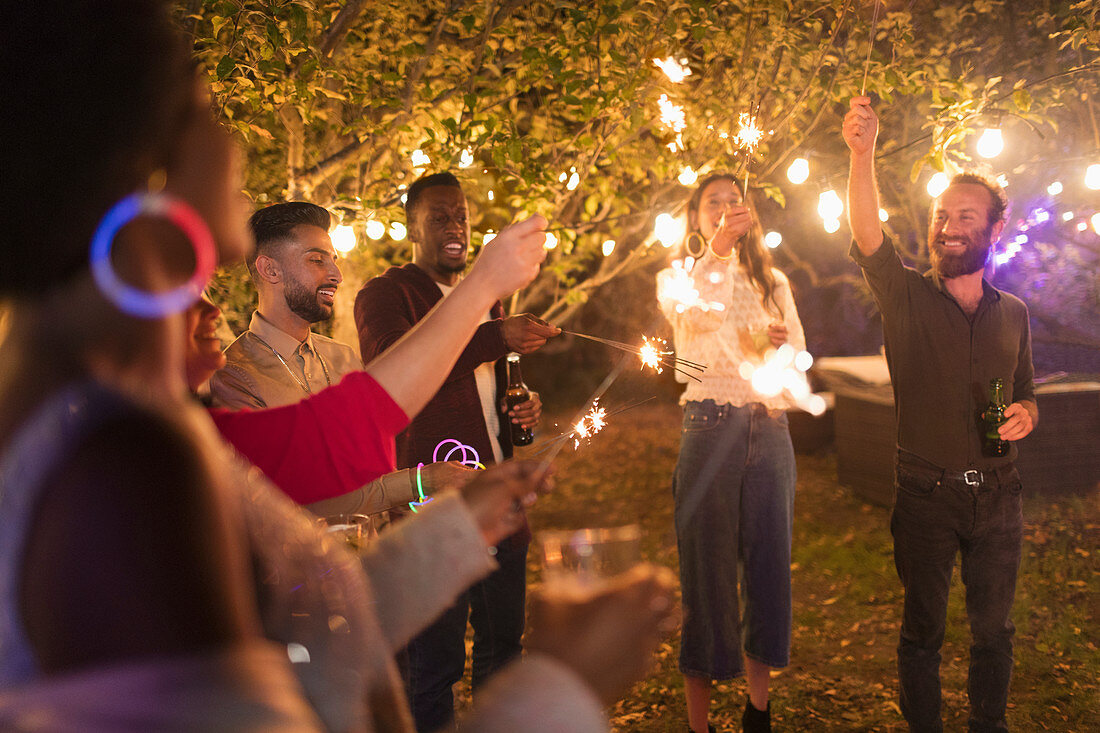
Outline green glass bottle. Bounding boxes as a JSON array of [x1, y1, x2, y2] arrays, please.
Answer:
[[981, 378, 1009, 457]]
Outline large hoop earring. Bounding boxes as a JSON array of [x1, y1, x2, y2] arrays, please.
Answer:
[[684, 231, 706, 259], [89, 192, 216, 319]]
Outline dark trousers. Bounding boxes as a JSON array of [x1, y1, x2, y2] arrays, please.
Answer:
[[401, 541, 528, 732], [891, 457, 1023, 733]]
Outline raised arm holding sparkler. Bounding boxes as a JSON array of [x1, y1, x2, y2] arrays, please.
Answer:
[[658, 172, 805, 733]]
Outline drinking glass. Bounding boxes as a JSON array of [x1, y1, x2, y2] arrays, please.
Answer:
[[319, 513, 377, 553], [538, 524, 642, 594]]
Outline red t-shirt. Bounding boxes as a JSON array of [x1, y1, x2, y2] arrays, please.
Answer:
[[208, 371, 409, 504]]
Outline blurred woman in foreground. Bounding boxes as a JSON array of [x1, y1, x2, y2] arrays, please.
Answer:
[[0, 2, 674, 730]]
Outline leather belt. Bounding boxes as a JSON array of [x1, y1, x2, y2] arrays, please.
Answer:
[[897, 452, 1013, 488]]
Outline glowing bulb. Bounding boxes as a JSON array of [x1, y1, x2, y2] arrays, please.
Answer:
[[678, 166, 698, 186], [879, 208, 889, 222], [388, 222, 406, 240], [410, 149, 430, 169], [764, 231, 782, 248], [996, 174, 1009, 188], [976, 128, 1004, 158], [1062, 211, 1074, 221], [786, 158, 809, 185], [1086, 164, 1100, 190], [1076, 221, 1088, 232], [654, 213, 683, 248], [1046, 181, 1062, 196], [483, 230, 496, 244], [365, 219, 386, 240], [818, 190, 844, 220], [487, 189, 494, 201], [805, 394, 827, 416], [331, 224, 356, 254], [602, 239, 616, 257], [927, 172, 950, 198], [544, 232, 559, 250], [657, 94, 686, 133], [1092, 212, 1100, 234], [794, 350, 814, 372], [459, 148, 474, 168], [823, 217, 841, 234], [653, 56, 692, 83], [558, 171, 567, 183], [566, 170, 580, 191]]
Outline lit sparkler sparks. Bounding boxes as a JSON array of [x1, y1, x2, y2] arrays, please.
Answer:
[[561, 329, 706, 382], [657, 94, 687, 152], [653, 56, 692, 83], [656, 257, 727, 314], [734, 112, 765, 151], [639, 336, 670, 374], [572, 401, 609, 449]]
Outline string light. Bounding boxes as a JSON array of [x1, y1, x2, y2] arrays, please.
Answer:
[[818, 190, 844, 220], [459, 148, 475, 169], [878, 208, 890, 222], [653, 56, 692, 83], [1046, 181, 1063, 195], [764, 231, 782, 248], [410, 149, 430, 170], [1086, 164, 1100, 190], [544, 232, 559, 250], [786, 158, 810, 184], [678, 166, 699, 186], [1077, 221, 1088, 232], [331, 224, 357, 253], [996, 173, 1009, 188], [823, 218, 841, 234], [388, 222, 407, 240], [365, 219, 386, 240], [1092, 212, 1100, 234], [654, 212, 683, 247], [602, 239, 616, 256], [566, 169, 580, 191], [483, 230, 496, 244], [1062, 211, 1074, 221], [487, 189, 494, 201], [927, 171, 950, 197], [976, 128, 1004, 158], [657, 94, 686, 134]]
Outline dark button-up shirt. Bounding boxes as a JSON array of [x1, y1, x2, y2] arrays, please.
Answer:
[[850, 236, 1035, 470]]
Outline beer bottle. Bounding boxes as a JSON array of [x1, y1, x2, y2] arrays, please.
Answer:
[[981, 378, 1009, 457], [504, 353, 535, 446]]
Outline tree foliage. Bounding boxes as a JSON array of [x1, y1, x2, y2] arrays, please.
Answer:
[[182, 0, 1099, 365]]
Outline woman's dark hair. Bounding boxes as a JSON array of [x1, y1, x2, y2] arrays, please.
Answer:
[[684, 173, 783, 317], [0, 0, 194, 296]]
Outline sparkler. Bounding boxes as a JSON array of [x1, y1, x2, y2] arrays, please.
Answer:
[[656, 257, 727, 314], [861, 0, 882, 96], [529, 397, 656, 457], [734, 111, 768, 192], [560, 329, 706, 382], [657, 94, 687, 152]]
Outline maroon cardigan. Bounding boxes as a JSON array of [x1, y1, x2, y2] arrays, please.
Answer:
[[355, 263, 528, 544]]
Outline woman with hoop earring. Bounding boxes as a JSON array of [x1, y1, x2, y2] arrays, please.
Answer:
[[657, 173, 806, 733]]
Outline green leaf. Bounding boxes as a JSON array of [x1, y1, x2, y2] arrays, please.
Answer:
[[1012, 88, 1032, 113], [216, 54, 235, 80]]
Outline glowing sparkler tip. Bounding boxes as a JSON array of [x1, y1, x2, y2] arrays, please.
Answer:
[[734, 113, 766, 151]]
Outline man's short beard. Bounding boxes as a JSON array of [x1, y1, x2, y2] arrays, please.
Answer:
[[929, 225, 994, 279], [284, 282, 331, 323]]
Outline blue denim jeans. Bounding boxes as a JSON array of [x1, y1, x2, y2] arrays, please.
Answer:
[[673, 400, 796, 680], [892, 456, 1023, 732], [399, 541, 528, 732]]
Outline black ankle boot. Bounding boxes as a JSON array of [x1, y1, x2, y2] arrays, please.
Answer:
[[742, 699, 770, 733]]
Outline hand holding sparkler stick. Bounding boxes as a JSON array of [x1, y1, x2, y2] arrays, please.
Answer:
[[861, 0, 883, 96]]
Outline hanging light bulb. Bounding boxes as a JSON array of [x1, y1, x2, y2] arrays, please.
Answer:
[[996, 174, 1009, 188], [823, 218, 841, 234], [678, 166, 698, 186], [487, 189, 495, 201], [764, 231, 782, 248], [927, 172, 950, 198], [410, 149, 431, 170], [654, 213, 683, 247], [566, 169, 580, 191], [388, 222, 407, 240], [601, 239, 616, 256], [365, 219, 386, 241], [878, 208, 889, 222], [1092, 212, 1100, 234], [786, 158, 810, 184], [1062, 211, 1075, 222], [818, 190, 844, 220], [1046, 181, 1063, 196], [331, 224, 357, 254], [459, 148, 474, 169], [544, 232, 559, 250], [976, 128, 1004, 158], [483, 230, 496, 244], [1086, 164, 1100, 190]]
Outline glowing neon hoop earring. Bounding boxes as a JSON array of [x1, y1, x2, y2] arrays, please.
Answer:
[[90, 192, 216, 319]]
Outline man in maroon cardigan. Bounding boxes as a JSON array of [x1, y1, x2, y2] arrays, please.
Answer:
[[355, 172, 559, 732]]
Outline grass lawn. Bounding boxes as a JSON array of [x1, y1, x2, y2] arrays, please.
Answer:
[[519, 398, 1098, 732]]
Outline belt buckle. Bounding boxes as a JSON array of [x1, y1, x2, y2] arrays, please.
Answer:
[[963, 469, 982, 486]]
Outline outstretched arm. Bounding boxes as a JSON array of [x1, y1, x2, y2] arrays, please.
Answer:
[[844, 96, 885, 256]]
